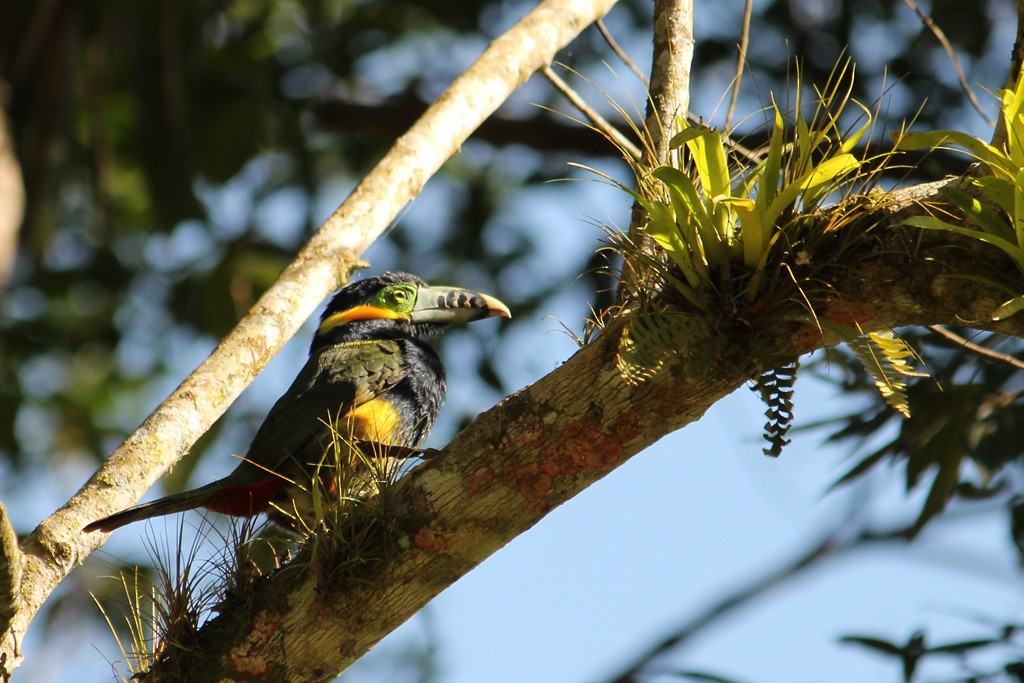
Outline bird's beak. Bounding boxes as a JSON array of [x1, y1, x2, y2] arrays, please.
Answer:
[[409, 286, 511, 324]]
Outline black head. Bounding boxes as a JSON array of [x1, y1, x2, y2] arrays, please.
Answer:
[[313, 272, 510, 349]]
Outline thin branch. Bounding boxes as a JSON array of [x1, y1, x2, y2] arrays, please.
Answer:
[[315, 92, 764, 168], [596, 19, 649, 86], [724, 0, 753, 130], [928, 325, 1024, 372], [643, 0, 694, 165], [0, 0, 622, 671], [621, 0, 695, 301], [0, 503, 18, 640], [541, 64, 643, 160], [903, 0, 990, 124]]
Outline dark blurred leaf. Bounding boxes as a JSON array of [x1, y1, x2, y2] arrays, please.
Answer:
[[476, 355, 503, 392], [840, 630, 926, 682], [913, 454, 965, 534], [839, 634, 907, 657], [955, 479, 1007, 500], [928, 637, 1002, 654], [669, 672, 749, 683], [828, 446, 889, 491], [1011, 498, 1024, 567]]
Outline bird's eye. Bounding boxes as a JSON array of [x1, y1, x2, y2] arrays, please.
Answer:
[[393, 289, 408, 302]]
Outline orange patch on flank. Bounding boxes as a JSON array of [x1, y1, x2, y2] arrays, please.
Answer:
[[346, 399, 401, 444], [414, 524, 449, 551]]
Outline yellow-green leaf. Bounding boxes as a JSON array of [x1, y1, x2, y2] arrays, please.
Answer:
[[756, 101, 786, 214], [684, 127, 731, 202], [840, 99, 874, 155], [764, 153, 860, 229], [1001, 75, 1024, 168], [973, 176, 1015, 217], [993, 294, 1024, 321], [939, 186, 1014, 243], [721, 196, 766, 268], [652, 166, 724, 267], [643, 200, 702, 287], [894, 130, 1008, 177], [904, 215, 1024, 266], [1015, 168, 1024, 248], [669, 125, 703, 149]]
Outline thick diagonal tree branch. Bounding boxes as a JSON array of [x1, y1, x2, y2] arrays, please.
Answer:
[[143, 174, 1024, 680], [0, 505, 18, 639], [0, 0, 620, 671]]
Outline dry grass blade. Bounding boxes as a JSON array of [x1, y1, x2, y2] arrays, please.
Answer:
[[902, 0, 991, 124], [541, 65, 642, 160], [725, 0, 754, 130], [596, 19, 648, 86], [92, 568, 155, 681]]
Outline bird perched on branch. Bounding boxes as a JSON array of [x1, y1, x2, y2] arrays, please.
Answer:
[[84, 272, 510, 533]]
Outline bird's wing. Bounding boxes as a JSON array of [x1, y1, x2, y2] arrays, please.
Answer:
[[223, 339, 408, 486]]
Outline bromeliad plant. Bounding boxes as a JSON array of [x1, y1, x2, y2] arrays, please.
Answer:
[[590, 62, 924, 456], [640, 97, 864, 311], [897, 72, 1024, 320], [608, 62, 875, 318]]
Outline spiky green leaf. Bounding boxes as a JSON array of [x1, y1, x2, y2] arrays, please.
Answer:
[[847, 331, 925, 419], [938, 186, 1014, 242], [894, 131, 1009, 178], [764, 154, 860, 229], [992, 294, 1024, 321], [652, 166, 725, 267], [756, 100, 786, 214], [904, 216, 1024, 266]]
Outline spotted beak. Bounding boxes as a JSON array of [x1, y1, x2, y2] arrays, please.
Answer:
[[409, 286, 511, 324]]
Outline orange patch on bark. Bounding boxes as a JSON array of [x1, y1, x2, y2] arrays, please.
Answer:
[[613, 411, 645, 442], [543, 420, 622, 477], [230, 610, 281, 675], [415, 524, 449, 551], [826, 300, 876, 326], [468, 470, 494, 493], [513, 415, 545, 446], [791, 326, 821, 353]]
